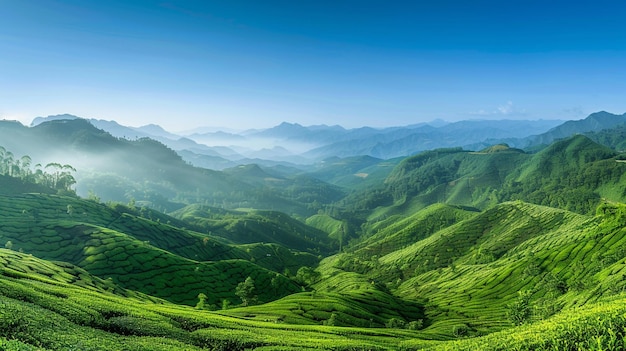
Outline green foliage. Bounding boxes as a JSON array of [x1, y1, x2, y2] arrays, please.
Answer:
[[0, 146, 76, 195], [195, 293, 207, 310], [295, 266, 321, 286], [411, 294, 626, 350], [502, 135, 625, 214], [172, 204, 334, 254], [506, 290, 533, 326], [386, 317, 406, 329], [235, 276, 257, 307]]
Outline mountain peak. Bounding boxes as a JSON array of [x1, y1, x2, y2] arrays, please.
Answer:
[[31, 114, 82, 127]]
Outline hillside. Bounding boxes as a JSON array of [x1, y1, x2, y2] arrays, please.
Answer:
[[585, 122, 626, 151], [0, 249, 429, 350], [3, 114, 626, 349], [321, 201, 626, 339], [469, 110, 626, 152], [171, 204, 335, 254], [0, 193, 317, 306], [502, 135, 626, 213], [340, 135, 626, 227]]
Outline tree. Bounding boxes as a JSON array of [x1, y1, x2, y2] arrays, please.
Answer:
[[195, 293, 207, 310], [324, 313, 338, 326], [45, 162, 62, 188], [19, 155, 31, 179], [507, 290, 533, 326], [295, 266, 320, 286], [235, 276, 257, 306]]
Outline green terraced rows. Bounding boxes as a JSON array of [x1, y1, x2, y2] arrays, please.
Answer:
[[0, 249, 425, 350], [0, 194, 306, 306], [353, 203, 479, 257], [405, 293, 626, 351], [317, 201, 626, 339]]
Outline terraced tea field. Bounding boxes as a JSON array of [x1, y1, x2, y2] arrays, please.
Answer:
[[0, 194, 301, 306]]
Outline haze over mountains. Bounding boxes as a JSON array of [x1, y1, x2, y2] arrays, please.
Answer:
[[27, 111, 626, 168], [31, 113, 573, 166]]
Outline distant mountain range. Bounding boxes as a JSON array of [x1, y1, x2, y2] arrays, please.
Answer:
[[23, 111, 626, 171]]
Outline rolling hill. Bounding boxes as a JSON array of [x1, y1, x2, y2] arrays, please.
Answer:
[[2, 112, 626, 349]]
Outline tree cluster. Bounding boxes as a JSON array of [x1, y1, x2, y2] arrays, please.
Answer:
[[0, 146, 76, 193]]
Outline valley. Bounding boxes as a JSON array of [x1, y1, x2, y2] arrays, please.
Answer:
[[1, 112, 626, 350]]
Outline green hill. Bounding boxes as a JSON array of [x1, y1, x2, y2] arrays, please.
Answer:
[[502, 135, 626, 213], [0, 249, 425, 350], [353, 203, 480, 257], [343, 135, 626, 225], [0, 193, 306, 306], [325, 201, 626, 339], [172, 204, 335, 253], [585, 122, 626, 151], [4, 120, 626, 349]]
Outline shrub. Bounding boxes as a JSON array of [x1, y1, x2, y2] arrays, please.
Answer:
[[386, 317, 406, 329], [452, 324, 470, 338], [507, 290, 533, 326]]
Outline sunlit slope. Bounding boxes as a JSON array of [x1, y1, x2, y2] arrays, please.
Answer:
[[2, 192, 327, 270], [393, 202, 626, 337], [405, 294, 626, 351], [0, 249, 423, 351], [0, 194, 302, 306], [353, 203, 479, 257], [385, 146, 527, 209], [503, 134, 626, 213], [321, 201, 626, 340], [305, 213, 344, 242], [342, 136, 626, 224], [222, 250, 426, 328], [341, 146, 528, 220], [378, 201, 586, 275], [221, 288, 425, 329], [0, 194, 244, 261]]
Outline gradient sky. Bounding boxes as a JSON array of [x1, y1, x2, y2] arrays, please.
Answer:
[[1, 0, 625, 131]]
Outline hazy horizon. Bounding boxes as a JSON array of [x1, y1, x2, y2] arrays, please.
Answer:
[[19, 112, 580, 134], [2, 1, 626, 131]]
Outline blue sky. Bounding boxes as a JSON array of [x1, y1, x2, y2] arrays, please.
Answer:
[[1, 0, 625, 131]]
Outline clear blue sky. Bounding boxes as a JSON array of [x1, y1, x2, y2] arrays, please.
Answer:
[[1, 0, 625, 131]]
